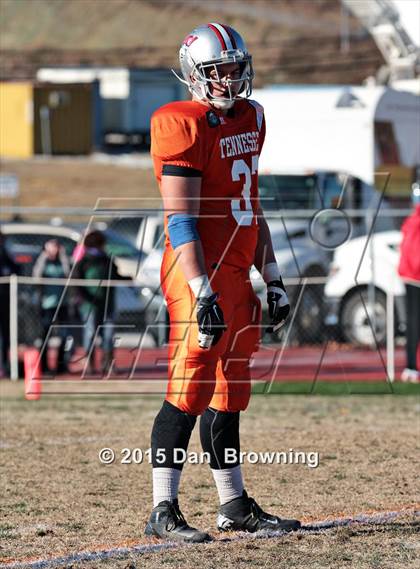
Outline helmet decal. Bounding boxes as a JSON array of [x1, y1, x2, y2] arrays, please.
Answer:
[[183, 34, 198, 47]]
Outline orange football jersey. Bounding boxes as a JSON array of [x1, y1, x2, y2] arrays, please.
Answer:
[[151, 99, 265, 268]]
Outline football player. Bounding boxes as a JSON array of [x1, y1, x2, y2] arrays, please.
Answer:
[[145, 23, 300, 543]]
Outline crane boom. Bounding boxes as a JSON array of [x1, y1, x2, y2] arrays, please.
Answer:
[[341, 0, 419, 90]]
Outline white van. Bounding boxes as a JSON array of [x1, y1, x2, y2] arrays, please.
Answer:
[[324, 230, 405, 347]]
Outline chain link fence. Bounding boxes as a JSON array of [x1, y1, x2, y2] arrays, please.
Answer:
[[0, 207, 414, 382], [0, 273, 407, 383]]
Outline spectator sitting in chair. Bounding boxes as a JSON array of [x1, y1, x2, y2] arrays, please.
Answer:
[[75, 230, 130, 375], [33, 239, 71, 375]]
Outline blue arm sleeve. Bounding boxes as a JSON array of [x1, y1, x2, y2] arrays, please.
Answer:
[[167, 214, 200, 249]]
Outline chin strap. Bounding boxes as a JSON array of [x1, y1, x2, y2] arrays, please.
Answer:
[[209, 99, 235, 110]]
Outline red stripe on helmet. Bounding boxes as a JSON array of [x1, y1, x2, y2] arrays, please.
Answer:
[[220, 24, 237, 49], [208, 23, 227, 50]]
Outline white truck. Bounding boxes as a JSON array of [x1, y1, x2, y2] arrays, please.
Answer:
[[324, 230, 404, 347]]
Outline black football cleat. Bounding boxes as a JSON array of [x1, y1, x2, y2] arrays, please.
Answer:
[[217, 491, 301, 533], [145, 499, 212, 543]]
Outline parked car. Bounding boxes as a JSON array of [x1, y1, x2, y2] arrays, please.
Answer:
[[0, 223, 146, 279], [250, 220, 330, 344], [259, 171, 395, 246], [324, 230, 405, 347], [106, 214, 331, 345], [0, 223, 161, 345], [107, 214, 165, 255], [95, 215, 165, 296]]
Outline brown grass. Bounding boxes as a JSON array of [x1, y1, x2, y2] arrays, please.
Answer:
[[0, 157, 160, 213], [1, 380, 419, 567], [66, 519, 420, 569]]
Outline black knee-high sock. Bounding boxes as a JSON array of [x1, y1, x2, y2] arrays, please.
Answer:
[[151, 400, 197, 469], [200, 407, 244, 504], [150, 400, 198, 506], [199, 407, 241, 468]]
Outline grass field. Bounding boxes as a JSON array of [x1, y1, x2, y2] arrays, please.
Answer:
[[1, 380, 419, 568], [0, 157, 160, 212]]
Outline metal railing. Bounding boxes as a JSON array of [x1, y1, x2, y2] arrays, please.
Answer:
[[0, 274, 408, 382]]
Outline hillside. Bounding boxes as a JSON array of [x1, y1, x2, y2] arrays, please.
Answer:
[[0, 0, 384, 86]]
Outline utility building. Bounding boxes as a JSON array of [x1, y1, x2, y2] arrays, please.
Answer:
[[36, 67, 186, 150]]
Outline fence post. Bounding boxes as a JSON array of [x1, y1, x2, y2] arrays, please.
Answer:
[[386, 288, 395, 382], [9, 274, 19, 381]]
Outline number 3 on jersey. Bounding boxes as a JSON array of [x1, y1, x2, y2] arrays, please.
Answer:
[[231, 155, 259, 226]]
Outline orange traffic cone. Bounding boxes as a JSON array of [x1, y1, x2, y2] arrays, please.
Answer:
[[24, 348, 42, 400]]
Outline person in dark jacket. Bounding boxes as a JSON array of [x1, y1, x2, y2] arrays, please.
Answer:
[[75, 230, 129, 375], [33, 239, 71, 374], [398, 184, 420, 383], [0, 230, 20, 376]]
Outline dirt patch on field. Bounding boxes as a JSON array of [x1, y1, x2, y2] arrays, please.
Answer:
[[0, 381, 419, 566]]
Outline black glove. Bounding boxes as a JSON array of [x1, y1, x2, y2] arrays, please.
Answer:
[[196, 293, 226, 349], [266, 278, 290, 333]]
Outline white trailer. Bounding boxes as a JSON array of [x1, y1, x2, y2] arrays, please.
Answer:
[[253, 84, 420, 192]]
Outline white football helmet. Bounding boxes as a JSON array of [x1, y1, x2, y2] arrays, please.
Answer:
[[176, 23, 254, 110]]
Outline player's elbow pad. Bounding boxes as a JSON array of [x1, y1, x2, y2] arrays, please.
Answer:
[[167, 213, 200, 249]]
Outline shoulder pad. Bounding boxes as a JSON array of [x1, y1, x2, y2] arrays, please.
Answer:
[[151, 103, 202, 160], [248, 99, 264, 131]]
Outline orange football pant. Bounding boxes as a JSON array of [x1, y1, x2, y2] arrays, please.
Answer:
[[160, 249, 261, 415]]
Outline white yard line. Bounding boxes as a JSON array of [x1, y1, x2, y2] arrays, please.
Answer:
[[1, 509, 418, 569]]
